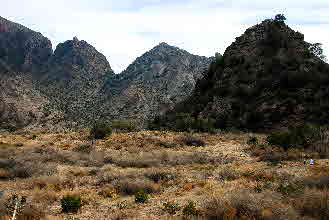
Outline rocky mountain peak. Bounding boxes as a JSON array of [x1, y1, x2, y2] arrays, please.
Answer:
[[173, 18, 329, 130], [225, 19, 307, 60], [0, 16, 53, 73], [51, 37, 113, 75]]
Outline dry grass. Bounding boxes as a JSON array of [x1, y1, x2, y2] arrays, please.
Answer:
[[0, 130, 328, 219], [203, 189, 298, 220]]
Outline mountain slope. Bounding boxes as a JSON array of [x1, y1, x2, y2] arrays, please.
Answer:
[[173, 19, 329, 130], [0, 16, 52, 73], [36, 37, 114, 125], [100, 42, 213, 126]]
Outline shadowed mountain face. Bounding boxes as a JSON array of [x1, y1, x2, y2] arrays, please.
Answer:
[[0, 17, 212, 129], [173, 19, 329, 130], [0, 16, 52, 73]]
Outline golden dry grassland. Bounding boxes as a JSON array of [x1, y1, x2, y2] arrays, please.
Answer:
[[0, 130, 328, 219]]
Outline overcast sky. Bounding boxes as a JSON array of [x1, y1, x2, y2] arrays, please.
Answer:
[[1, 0, 328, 73]]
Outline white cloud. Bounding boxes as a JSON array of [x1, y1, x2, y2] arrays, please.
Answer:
[[0, 0, 328, 72]]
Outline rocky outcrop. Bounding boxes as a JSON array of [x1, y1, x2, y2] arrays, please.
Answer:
[[100, 42, 213, 126], [0, 16, 53, 73], [174, 19, 329, 130]]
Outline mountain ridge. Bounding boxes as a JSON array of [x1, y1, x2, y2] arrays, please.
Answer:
[[0, 16, 212, 130]]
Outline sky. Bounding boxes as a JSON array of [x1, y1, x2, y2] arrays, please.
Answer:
[[1, 0, 328, 73]]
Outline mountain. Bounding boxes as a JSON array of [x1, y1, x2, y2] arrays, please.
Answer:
[[36, 37, 114, 125], [0, 16, 55, 130], [0, 16, 52, 73], [0, 16, 212, 129], [100, 42, 213, 126], [173, 19, 329, 130]]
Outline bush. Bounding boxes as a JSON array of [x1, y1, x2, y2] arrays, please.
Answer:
[[181, 136, 206, 147], [144, 170, 176, 183], [60, 195, 81, 213], [111, 120, 138, 132], [247, 136, 258, 145], [175, 113, 195, 132], [163, 201, 181, 215], [267, 124, 318, 150], [182, 200, 199, 217], [72, 144, 93, 153], [99, 187, 118, 199], [204, 189, 298, 219], [277, 183, 301, 196], [216, 168, 241, 181], [90, 121, 112, 139], [135, 190, 148, 203], [115, 178, 160, 195]]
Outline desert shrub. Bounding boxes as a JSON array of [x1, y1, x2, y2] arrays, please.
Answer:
[[144, 170, 176, 183], [182, 200, 199, 217], [90, 121, 112, 139], [194, 117, 216, 133], [216, 168, 241, 181], [135, 190, 148, 203], [72, 144, 93, 153], [148, 115, 168, 131], [115, 178, 160, 195], [294, 189, 329, 219], [267, 124, 318, 150], [60, 195, 81, 213], [277, 183, 302, 196], [111, 120, 139, 132], [99, 186, 118, 199], [175, 113, 195, 132], [203, 189, 298, 219], [0, 159, 16, 169], [11, 165, 33, 178], [181, 136, 206, 147], [247, 136, 258, 145], [163, 201, 181, 215]]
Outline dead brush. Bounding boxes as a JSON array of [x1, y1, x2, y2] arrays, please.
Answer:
[[203, 189, 298, 220]]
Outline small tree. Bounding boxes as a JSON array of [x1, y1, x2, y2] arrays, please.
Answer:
[[90, 121, 112, 139], [274, 14, 286, 24], [309, 43, 327, 61]]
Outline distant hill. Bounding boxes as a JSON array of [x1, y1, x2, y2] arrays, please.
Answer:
[[172, 19, 329, 130]]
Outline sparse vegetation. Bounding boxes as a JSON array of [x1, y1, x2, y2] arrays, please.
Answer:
[[60, 195, 82, 213], [182, 200, 199, 217], [247, 136, 258, 146], [162, 201, 181, 215], [134, 190, 149, 203], [0, 130, 328, 219], [181, 135, 206, 147], [111, 120, 139, 132]]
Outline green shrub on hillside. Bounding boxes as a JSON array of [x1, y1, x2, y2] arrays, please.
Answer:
[[111, 120, 138, 132], [90, 121, 112, 139], [135, 190, 148, 203], [60, 195, 81, 213], [267, 124, 318, 150]]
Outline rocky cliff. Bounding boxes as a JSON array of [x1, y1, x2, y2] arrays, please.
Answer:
[[173, 19, 329, 130]]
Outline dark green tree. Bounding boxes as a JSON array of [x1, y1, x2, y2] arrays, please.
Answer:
[[274, 14, 286, 24], [309, 43, 326, 61]]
